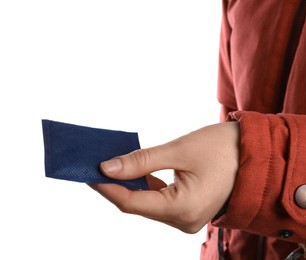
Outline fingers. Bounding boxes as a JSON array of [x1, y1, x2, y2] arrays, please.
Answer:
[[89, 183, 206, 234], [146, 174, 168, 191], [100, 142, 181, 180], [89, 183, 174, 220]]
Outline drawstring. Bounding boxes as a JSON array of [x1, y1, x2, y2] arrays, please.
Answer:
[[285, 244, 306, 260], [218, 228, 225, 260]]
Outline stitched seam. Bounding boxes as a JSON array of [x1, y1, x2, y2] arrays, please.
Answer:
[[44, 120, 53, 176], [288, 117, 306, 217], [288, 117, 298, 213], [250, 116, 273, 226]]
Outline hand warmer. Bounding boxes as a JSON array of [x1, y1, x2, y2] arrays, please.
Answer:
[[42, 119, 149, 190]]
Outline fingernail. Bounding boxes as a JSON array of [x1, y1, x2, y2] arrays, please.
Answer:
[[101, 158, 122, 175]]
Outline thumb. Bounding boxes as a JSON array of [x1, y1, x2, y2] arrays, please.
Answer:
[[100, 143, 177, 180]]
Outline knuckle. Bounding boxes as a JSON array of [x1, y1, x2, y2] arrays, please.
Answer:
[[114, 193, 135, 214], [130, 149, 151, 170], [117, 201, 133, 214]]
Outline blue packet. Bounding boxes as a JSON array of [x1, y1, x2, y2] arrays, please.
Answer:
[[42, 119, 149, 190]]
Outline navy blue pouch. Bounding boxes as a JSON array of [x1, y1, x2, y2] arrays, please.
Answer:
[[42, 120, 149, 190]]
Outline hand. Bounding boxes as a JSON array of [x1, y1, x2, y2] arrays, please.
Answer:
[[89, 122, 239, 233]]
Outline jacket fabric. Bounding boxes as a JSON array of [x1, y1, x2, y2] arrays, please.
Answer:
[[201, 0, 306, 259]]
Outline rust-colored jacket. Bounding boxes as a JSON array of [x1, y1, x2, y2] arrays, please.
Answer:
[[201, 0, 306, 259]]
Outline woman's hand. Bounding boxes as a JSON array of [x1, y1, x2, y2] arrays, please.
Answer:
[[89, 122, 240, 233]]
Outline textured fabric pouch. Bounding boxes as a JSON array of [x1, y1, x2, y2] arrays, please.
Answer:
[[42, 119, 149, 190]]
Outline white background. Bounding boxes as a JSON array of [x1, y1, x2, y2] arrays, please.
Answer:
[[0, 1, 221, 259]]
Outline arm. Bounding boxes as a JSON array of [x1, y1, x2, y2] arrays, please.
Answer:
[[89, 112, 306, 243]]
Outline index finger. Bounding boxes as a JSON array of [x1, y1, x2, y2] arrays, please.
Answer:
[[88, 183, 175, 220]]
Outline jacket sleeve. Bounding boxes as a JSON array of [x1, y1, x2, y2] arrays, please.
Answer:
[[212, 111, 306, 243]]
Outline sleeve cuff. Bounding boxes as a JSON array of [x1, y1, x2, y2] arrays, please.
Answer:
[[212, 111, 288, 231]]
